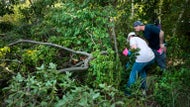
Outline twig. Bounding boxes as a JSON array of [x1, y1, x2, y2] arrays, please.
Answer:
[[59, 66, 89, 73], [0, 34, 6, 36], [0, 59, 21, 63], [87, 31, 96, 45]]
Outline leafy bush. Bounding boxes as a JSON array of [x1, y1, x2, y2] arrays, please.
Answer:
[[56, 84, 124, 107], [2, 62, 126, 107], [2, 63, 76, 107], [86, 48, 125, 90], [153, 68, 190, 107]]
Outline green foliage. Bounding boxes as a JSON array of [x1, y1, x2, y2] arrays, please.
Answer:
[[134, 0, 160, 22], [162, 0, 190, 36], [55, 86, 101, 107], [0, 21, 14, 32], [56, 83, 124, 107], [0, 46, 11, 78], [166, 35, 189, 68], [154, 68, 190, 107], [2, 63, 126, 107], [35, 46, 58, 65], [16, 0, 58, 23], [34, 2, 115, 51], [0, 0, 19, 17], [1, 0, 190, 106], [2, 63, 76, 107], [22, 49, 38, 66], [0, 46, 10, 59], [88, 49, 116, 87], [9, 45, 63, 73]]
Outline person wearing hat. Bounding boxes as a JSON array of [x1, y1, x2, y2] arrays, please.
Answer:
[[123, 32, 155, 95], [133, 21, 166, 70]]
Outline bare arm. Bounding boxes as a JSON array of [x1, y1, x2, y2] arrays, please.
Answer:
[[130, 44, 137, 49], [159, 30, 167, 52], [159, 30, 165, 48]]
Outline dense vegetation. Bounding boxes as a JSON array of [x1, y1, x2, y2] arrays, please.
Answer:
[[0, 0, 190, 107]]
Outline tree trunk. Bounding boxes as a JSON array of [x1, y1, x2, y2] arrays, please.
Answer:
[[131, 0, 134, 19], [172, 0, 189, 35], [159, 0, 163, 24]]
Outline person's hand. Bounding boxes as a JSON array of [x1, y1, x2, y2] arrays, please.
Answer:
[[157, 48, 163, 54], [160, 44, 165, 49], [159, 44, 167, 53], [162, 46, 166, 53]]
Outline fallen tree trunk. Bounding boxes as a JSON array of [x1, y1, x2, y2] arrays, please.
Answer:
[[9, 39, 93, 73]]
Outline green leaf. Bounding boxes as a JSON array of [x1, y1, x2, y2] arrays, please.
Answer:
[[49, 62, 57, 69], [92, 93, 100, 99], [36, 64, 45, 70]]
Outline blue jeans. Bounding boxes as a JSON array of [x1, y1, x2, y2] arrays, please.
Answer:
[[127, 59, 154, 90], [152, 49, 166, 70]]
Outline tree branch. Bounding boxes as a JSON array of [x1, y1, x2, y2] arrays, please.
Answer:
[[59, 66, 89, 73], [0, 34, 6, 36], [8, 39, 93, 73], [0, 59, 21, 63], [9, 39, 91, 56]]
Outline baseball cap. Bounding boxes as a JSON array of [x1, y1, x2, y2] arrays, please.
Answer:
[[133, 21, 143, 27]]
